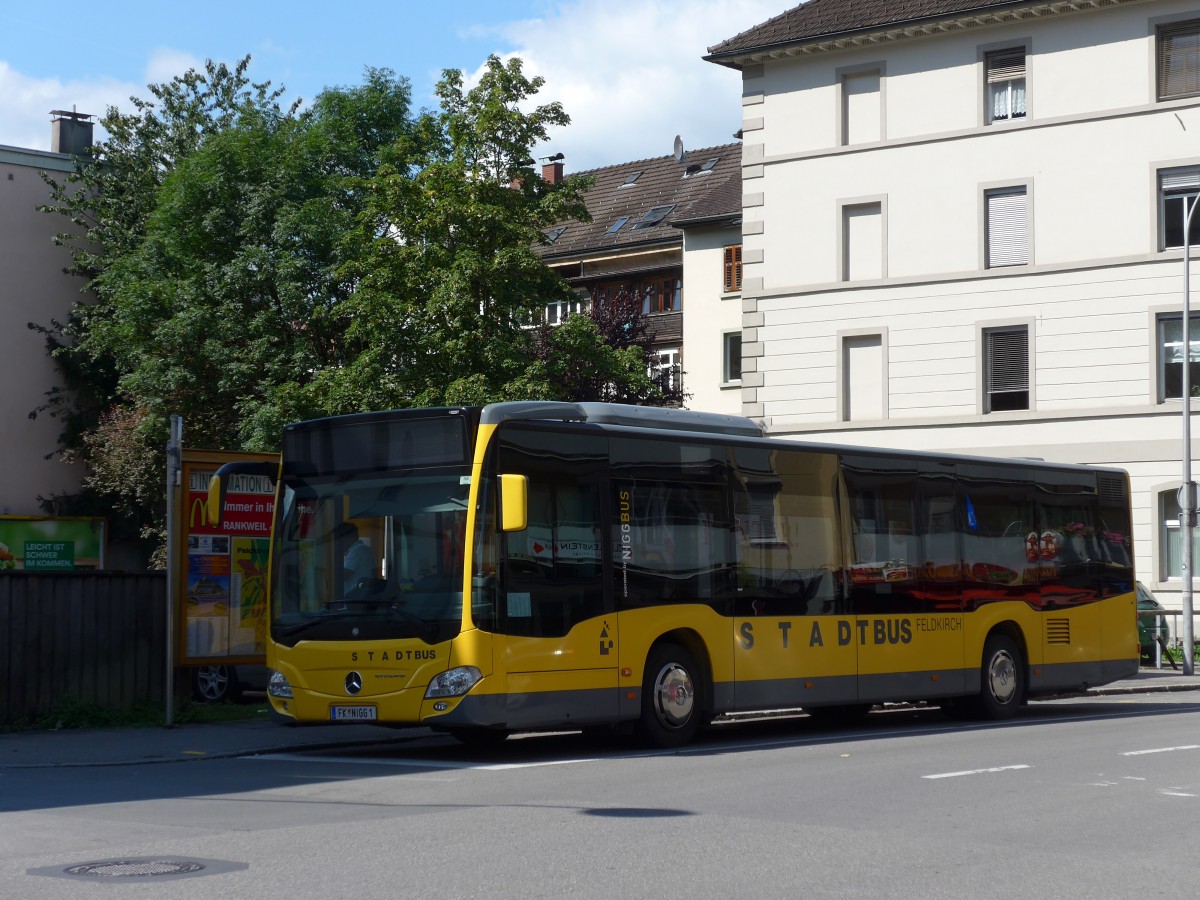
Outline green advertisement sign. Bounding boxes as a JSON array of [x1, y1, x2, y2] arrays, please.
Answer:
[[0, 517, 106, 571]]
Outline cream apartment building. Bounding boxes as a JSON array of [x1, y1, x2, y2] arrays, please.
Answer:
[[536, 148, 744, 413], [0, 115, 92, 515], [705, 0, 1200, 612]]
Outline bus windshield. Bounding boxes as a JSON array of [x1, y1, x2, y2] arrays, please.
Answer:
[[270, 468, 470, 645]]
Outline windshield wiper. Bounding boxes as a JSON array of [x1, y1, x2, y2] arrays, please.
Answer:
[[276, 604, 438, 642]]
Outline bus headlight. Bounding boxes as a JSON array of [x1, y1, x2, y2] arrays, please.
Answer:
[[267, 670, 293, 699], [425, 666, 482, 698]]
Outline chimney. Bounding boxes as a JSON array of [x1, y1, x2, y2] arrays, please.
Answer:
[[50, 109, 95, 155], [541, 152, 565, 185]]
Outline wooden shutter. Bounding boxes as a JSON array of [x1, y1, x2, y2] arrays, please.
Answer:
[[986, 188, 1028, 267], [1159, 21, 1200, 101], [723, 244, 742, 292]]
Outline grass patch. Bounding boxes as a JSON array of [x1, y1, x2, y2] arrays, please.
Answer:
[[2, 696, 270, 733]]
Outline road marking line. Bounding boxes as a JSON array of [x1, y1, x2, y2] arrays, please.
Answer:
[[1121, 745, 1200, 756], [1160, 791, 1196, 797], [923, 764, 1031, 780]]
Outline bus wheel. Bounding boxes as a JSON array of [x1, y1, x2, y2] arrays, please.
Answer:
[[448, 728, 509, 748], [977, 634, 1024, 719], [639, 643, 703, 748]]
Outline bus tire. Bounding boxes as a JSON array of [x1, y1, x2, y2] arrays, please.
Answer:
[[639, 643, 703, 748], [976, 633, 1024, 719]]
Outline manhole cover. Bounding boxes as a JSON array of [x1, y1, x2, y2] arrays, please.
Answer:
[[68, 860, 205, 877], [29, 857, 248, 881]]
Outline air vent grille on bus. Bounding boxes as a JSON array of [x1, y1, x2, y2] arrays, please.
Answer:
[[1046, 618, 1071, 645], [1098, 474, 1125, 503]]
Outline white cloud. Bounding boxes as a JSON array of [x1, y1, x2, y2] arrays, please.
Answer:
[[0, 62, 136, 151], [0, 48, 213, 152], [484, 0, 778, 171], [143, 47, 205, 85]]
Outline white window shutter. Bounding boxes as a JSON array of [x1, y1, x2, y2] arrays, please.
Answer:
[[986, 189, 1028, 267]]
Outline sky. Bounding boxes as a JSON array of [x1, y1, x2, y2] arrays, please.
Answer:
[[0, 0, 783, 172]]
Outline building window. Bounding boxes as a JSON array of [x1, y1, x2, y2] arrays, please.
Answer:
[[1157, 312, 1200, 401], [1157, 19, 1200, 102], [631, 205, 675, 230], [842, 333, 884, 421], [842, 70, 881, 145], [985, 187, 1028, 268], [652, 348, 681, 393], [985, 48, 1026, 123], [983, 325, 1029, 412], [642, 277, 681, 314], [723, 244, 742, 293], [1160, 489, 1200, 579], [722, 333, 742, 384], [1159, 168, 1200, 250], [544, 292, 587, 326], [842, 202, 883, 281]]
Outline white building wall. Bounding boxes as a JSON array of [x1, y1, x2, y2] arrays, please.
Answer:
[[681, 225, 743, 415], [729, 0, 1200, 617]]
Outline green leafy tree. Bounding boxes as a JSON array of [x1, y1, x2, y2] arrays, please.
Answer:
[[514, 287, 685, 405], [36, 54, 668, 561], [36, 58, 299, 555], [87, 66, 425, 452], [37, 59, 422, 557], [37, 58, 293, 450], [315, 55, 597, 408]]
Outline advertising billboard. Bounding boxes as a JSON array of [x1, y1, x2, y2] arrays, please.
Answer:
[[178, 449, 278, 665], [0, 516, 106, 570]]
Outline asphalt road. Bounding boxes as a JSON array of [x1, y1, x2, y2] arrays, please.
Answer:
[[3, 693, 1197, 899]]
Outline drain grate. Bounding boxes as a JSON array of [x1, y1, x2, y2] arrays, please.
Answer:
[[67, 860, 205, 878], [29, 857, 248, 881]]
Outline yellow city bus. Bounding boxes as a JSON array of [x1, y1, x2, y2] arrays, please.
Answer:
[[209, 401, 1138, 747]]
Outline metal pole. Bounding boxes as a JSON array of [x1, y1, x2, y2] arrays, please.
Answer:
[[1182, 197, 1197, 676], [164, 415, 183, 725]]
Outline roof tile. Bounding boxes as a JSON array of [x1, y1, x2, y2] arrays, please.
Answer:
[[537, 142, 742, 259], [707, 0, 1037, 59]]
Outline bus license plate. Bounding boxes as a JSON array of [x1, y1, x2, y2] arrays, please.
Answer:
[[330, 705, 376, 721]]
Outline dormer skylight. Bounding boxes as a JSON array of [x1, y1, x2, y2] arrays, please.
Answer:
[[631, 204, 675, 230], [544, 226, 567, 243], [607, 217, 630, 234], [619, 171, 642, 188], [683, 158, 719, 178]]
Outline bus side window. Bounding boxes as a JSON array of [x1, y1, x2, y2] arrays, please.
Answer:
[[611, 436, 733, 612], [1036, 475, 1103, 606], [731, 446, 841, 617], [496, 426, 606, 638], [957, 468, 1037, 610], [843, 459, 920, 615]]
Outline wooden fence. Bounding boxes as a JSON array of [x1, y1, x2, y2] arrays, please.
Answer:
[[0, 572, 168, 726]]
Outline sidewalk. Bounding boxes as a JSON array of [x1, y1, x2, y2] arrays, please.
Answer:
[[0, 713, 425, 769], [3, 667, 1198, 769]]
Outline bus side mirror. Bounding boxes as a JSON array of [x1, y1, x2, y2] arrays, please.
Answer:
[[499, 474, 528, 532], [206, 461, 278, 527], [206, 475, 225, 526]]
